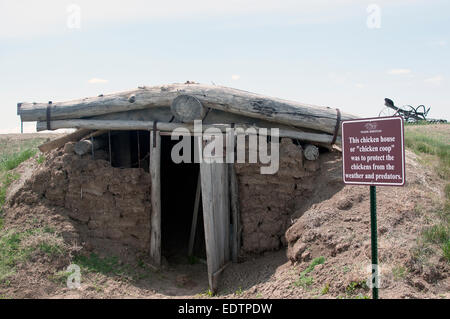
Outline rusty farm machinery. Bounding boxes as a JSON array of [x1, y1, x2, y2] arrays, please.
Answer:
[[379, 98, 447, 123]]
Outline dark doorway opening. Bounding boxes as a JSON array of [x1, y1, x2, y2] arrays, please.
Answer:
[[160, 135, 206, 264]]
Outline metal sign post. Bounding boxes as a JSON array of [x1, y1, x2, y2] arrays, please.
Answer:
[[341, 116, 405, 299], [370, 185, 378, 299]]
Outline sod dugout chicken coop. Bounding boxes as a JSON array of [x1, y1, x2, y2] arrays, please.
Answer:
[[16, 82, 357, 292]]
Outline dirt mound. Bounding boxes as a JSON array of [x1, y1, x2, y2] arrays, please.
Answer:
[[284, 150, 449, 298]]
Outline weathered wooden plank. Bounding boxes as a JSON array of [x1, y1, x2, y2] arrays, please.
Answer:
[[214, 162, 225, 267], [38, 129, 92, 153], [222, 164, 230, 263], [211, 262, 231, 289], [36, 119, 341, 145], [83, 130, 108, 139], [200, 159, 218, 291], [19, 83, 357, 135], [149, 130, 161, 267], [200, 139, 230, 293]]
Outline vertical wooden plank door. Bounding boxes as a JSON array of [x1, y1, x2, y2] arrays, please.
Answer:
[[200, 153, 230, 293]]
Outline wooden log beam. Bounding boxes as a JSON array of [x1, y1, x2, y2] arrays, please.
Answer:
[[74, 138, 106, 156], [19, 83, 357, 135], [38, 129, 92, 153], [36, 119, 341, 146]]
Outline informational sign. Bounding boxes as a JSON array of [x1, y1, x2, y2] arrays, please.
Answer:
[[341, 116, 405, 186]]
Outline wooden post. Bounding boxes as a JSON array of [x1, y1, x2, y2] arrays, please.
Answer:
[[188, 172, 201, 256], [149, 130, 161, 267], [229, 163, 240, 263], [137, 131, 141, 168]]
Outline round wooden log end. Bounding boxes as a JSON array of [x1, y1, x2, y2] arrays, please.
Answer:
[[304, 144, 319, 161], [170, 94, 206, 123], [74, 140, 92, 155]]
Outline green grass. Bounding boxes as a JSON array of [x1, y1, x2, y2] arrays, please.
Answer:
[[235, 287, 244, 296], [293, 256, 326, 288], [422, 225, 450, 262], [201, 289, 214, 297], [405, 125, 450, 263], [73, 251, 154, 283], [320, 282, 330, 295], [445, 183, 450, 199], [0, 137, 46, 159], [36, 154, 46, 165], [443, 240, 450, 262], [0, 149, 37, 172], [0, 226, 67, 283], [0, 231, 31, 281], [392, 266, 407, 281], [345, 280, 368, 295], [73, 253, 128, 277], [0, 172, 20, 204], [43, 226, 56, 234], [423, 225, 449, 244], [303, 256, 326, 274], [405, 125, 450, 179], [0, 142, 41, 217], [39, 242, 63, 256], [0, 140, 42, 216], [0, 172, 20, 231], [0, 138, 72, 287]]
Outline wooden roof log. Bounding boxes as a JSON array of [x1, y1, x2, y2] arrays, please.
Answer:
[[36, 119, 341, 145], [18, 83, 357, 136]]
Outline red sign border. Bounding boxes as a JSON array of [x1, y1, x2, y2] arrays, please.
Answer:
[[341, 116, 406, 187]]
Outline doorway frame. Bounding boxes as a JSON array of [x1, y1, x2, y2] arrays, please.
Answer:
[[148, 130, 240, 293]]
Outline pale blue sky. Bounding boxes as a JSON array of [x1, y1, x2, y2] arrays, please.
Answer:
[[1, 0, 449, 133]]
